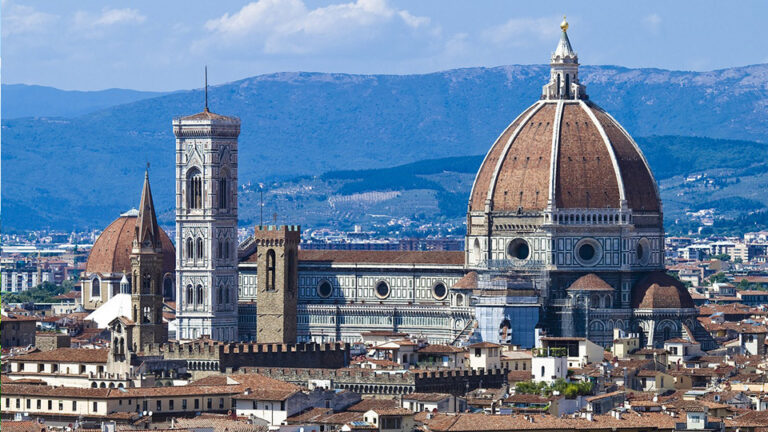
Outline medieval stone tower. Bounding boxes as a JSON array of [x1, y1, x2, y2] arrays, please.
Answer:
[[173, 99, 240, 341], [130, 169, 168, 348], [253, 225, 300, 343]]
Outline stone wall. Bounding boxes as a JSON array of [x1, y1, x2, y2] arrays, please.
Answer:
[[141, 340, 349, 372], [35, 333, 71, 351], [243, 366, 508, 396]]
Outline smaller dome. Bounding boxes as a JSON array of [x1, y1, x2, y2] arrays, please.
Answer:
[[566, 274, 614, 291], [86, 215, 175, 275], [631, 272, 695, 309]]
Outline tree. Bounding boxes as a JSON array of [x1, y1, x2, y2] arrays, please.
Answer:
[[709, 272, 728, 284]]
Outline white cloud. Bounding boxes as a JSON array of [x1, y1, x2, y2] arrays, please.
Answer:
[[94, 8, 146, 26], [74, 8, 146, 29], [481, 16, 562, 47], [643, 13, 662, 33], [202, 0, 434, 54], [2, 3, 58, 37]]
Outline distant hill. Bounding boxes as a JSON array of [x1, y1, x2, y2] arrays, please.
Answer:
[[228, 136, 768, 236], [4, 63, 768, 231], [1, 84, 167, 119]]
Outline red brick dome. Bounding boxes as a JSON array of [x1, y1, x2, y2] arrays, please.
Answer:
[[469, 101, 660, 214], [566, 273, 614, 291], [86, 213, 175, 275], [631, 272, 695, 309]]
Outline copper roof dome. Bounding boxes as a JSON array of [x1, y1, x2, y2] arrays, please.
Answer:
[[631, 271, 695, 309], [85, 213, 175, 275], [469, 21, 660, 215]]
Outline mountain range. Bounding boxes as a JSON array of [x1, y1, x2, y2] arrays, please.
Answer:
[[3, 63, 768, 231]]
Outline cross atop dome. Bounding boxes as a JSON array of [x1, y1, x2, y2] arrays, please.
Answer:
[[542, 16, 587, 100]]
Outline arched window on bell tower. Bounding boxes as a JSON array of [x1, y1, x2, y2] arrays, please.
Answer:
[[196, 238, 204, 260], [218, 171, 228, 209], [266, 249, 276, 292], [142, 273, 151, 295], [187, 168, 202, 209]]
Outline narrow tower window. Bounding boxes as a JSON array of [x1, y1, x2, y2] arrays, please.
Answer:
[[196, 285, 204, 306], [186, 238, 194, 259], [142, 273, 151, 294], [266, 249, 276, 292], [196, 238, 204, 259], [91, 278, 101, 298], [187, 169, 202, 209], [219, 177, 228, 209]]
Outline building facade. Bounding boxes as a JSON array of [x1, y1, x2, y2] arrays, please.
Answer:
[[79, 19, 705, 350]]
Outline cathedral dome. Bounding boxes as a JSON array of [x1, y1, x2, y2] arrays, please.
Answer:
[[631, 272, 695, 309], [85, 212, 175, 275], [468, 22, 660, 215]]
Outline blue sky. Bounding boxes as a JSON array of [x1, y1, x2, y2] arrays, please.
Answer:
[[3, 0, 767, 91]]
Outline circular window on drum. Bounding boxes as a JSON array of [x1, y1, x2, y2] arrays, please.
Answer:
[[574, 238, 602, 267], [636, 238, 651, 265], [432, 281, 448, 300], [317, 280, 333, 298], [507, 238, 530, 261], [375, 281, 390, 299]]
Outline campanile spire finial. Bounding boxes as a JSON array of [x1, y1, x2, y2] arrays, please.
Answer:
[[560, 15, 568, 31], [204, 65, 209, 112]]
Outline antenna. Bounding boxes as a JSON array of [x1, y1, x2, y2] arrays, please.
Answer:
[[259, 185, 264, 226], [204, 65, 209, 112]]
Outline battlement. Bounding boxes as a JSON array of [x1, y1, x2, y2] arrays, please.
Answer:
[[249, 225, 302, 247], [256, 224, 301, 232], [139, 340, 349, 371], [240, 366, 508, 396]]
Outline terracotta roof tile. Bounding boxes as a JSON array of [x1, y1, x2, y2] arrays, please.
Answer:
[[566, 273, 614, 291], [11, 347, 108, 363], [632, 271, 695, 309], [348, 398, 399, 412], [453, 271, 478, 289], [417, 344, 464, 354], [85, 215, 174, 275], [469, 101, 660, 214]]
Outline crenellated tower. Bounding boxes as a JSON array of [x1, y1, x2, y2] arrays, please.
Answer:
[[253, 225, 300, 344], [173, 78, 240, 341]]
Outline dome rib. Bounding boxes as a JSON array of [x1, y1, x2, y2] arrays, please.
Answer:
[[594, 108, 661, 213], [468, 103, 539, 212], [481, 101, 544, 210], [547, 101, 565, 210], [489, 103, 556, 211], [578, 100, 627, 207]]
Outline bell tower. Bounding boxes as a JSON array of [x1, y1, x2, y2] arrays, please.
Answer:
[[130, 168, 168, 348], [173, 71, 240, 341]]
